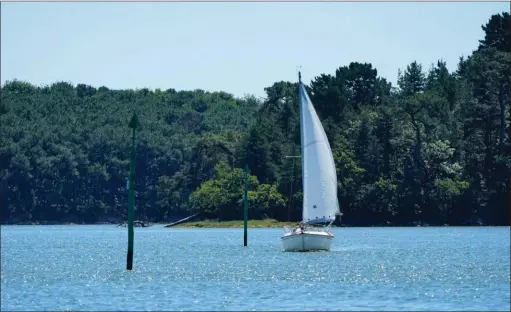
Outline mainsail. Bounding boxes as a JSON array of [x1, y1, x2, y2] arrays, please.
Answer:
[[298, 74, 340, 225]]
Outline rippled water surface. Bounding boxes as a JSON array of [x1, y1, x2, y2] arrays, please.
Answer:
[[1, 225, 509, 311]]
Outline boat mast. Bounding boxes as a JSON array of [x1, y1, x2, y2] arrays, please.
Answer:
[[297, 70, 306, 224]]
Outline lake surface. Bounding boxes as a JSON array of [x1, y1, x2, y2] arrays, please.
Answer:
[[1, 225, 509, 311]]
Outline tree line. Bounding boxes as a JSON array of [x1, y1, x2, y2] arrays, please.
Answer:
[[1, 12, 509, 226]]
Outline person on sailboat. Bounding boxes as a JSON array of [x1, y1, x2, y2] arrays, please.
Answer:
[[292, 221, 304, 233], [298, 221, 304, 233], [292, 223, 299, 233]]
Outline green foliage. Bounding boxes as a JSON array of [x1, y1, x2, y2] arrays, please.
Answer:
[[1, 12, 509, 226], [189, 161, 284, 221]]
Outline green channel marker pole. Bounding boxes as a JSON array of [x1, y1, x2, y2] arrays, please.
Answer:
[[243, 164, 249, 247], [127, 112, 140, 271]]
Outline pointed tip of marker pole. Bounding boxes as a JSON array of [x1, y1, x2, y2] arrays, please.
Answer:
[[128, 112, 141, 130]]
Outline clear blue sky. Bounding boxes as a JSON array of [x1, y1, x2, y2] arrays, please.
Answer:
[[1, 1, 509, 98]]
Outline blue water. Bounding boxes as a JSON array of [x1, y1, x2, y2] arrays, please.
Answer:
[[1, 225, 509, 311]]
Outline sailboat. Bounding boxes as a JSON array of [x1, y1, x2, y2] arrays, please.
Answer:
[[281, 71, 341, 252]]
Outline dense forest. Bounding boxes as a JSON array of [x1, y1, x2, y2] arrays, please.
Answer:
[[1, 12, 510, 226]]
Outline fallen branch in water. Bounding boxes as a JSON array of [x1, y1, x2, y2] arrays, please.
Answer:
[[164, 213, 200, 228]]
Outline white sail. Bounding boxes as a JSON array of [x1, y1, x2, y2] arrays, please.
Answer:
[[298, 83, 340, 225]]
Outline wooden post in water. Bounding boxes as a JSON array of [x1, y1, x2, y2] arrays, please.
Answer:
[[127, 112, 140, 271], [243, 164, 249, 247]]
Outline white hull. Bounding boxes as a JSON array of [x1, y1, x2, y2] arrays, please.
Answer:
[[281, 228, 334, 252]]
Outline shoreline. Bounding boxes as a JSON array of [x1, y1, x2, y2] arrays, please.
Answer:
[[169, 220, 297, 228], [0, 219, 503, 228]]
